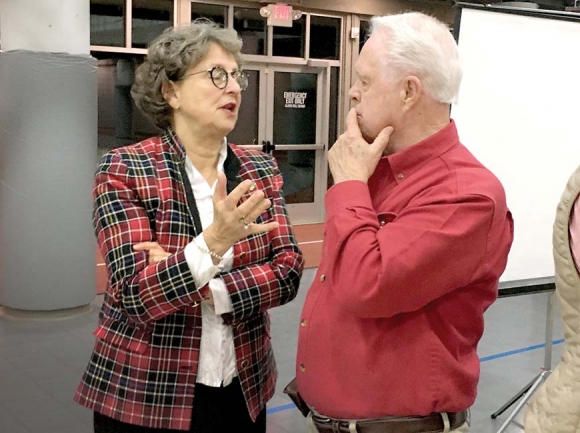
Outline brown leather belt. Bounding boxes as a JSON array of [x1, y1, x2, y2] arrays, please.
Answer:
[[312, 410, 468, 433]]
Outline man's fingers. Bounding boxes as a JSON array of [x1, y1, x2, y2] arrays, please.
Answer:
[[370, 126, 394, 156], [345, 108, 362, 138]]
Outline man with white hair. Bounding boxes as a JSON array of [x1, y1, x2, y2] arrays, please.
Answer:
[[293, 12, 514, 433]]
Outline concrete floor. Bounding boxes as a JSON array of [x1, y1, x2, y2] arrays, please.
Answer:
[[0, 268, 563, 433]]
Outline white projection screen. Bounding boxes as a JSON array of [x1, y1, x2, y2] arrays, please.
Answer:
[[452, 6, 580, 283]]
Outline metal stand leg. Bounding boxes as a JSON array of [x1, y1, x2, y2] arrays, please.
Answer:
[[490, 376, 538, 419], [492, 291, 555, 433], [494, 370, 551, 433]]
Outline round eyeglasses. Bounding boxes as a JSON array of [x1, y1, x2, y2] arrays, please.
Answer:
[[181, 66, 249, 91]]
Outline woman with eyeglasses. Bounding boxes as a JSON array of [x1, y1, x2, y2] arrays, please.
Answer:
[[75, 20, 304, 433]]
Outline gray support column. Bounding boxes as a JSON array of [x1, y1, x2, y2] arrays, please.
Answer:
[[0, 0, 96, 311]]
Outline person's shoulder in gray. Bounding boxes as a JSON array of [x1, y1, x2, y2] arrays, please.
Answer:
[[292, 12, 513, 433], [75, 20, 304, 433]]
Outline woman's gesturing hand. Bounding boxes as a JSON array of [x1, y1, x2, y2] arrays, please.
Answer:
[[204, 172, 279, 256]]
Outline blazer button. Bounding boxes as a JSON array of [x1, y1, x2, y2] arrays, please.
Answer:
[[319, 274, 326, 282], [239, 252, 246, 261], [300, 319, 307, 327], [299, 364, 306, 372], [241, 360, 249, 369], [236, 322, 245, 331]]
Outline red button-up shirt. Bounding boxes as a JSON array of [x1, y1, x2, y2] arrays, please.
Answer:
[[296, 121, 513, 419]]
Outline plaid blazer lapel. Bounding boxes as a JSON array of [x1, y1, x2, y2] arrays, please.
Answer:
[[162, 127, 206, 236], [225, 144, 242, 194]]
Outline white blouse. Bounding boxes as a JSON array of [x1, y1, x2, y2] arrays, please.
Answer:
[[182, 140, 237, 387]]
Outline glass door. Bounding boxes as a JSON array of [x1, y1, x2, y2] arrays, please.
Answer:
[[229, 64, 329, 224]]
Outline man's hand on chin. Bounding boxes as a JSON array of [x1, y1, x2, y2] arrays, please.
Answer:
[[329, 108, 394, 184]]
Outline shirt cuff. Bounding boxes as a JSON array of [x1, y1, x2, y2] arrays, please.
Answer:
[[184, 235, 223, 288], [209, 278, 233, 314]]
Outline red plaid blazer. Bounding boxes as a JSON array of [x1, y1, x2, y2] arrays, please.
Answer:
[[74, 128, 304, 430]]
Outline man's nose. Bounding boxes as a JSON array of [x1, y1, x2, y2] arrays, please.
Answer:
[[348, 83, 360, 102]]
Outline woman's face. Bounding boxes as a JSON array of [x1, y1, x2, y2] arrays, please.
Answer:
[[169, 43, 242, 139]]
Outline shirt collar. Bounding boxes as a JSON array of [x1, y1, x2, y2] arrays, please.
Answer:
[[163, 125, 228, 169], [184, 138, 228, 196], [386, 119, 460, 185], [163, 126, 242, 194]]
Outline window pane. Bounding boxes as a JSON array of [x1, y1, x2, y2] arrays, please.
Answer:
[[228, 70, 260, 145], [309, 15, 340, 60], [273, 150, 315, 203], [273, 72, 317, 144], [90, 0, 125, 47], [328, 67, 339, 190], [234, 8, 267, 56], [273, 16, 306, 58], [191, 3, 227, 27], [96, 56, 160, 159], [359, 20, 371, 52], [328, 67, 339, 147], [272, 71, 317, 203], [96, 58, 118, 157], [132, 0, 173, 49]]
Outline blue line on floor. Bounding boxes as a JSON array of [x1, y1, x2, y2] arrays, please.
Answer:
[[479, 338, 564, 362], [267, 403, 296, 414], [267, 338, 566, 415]]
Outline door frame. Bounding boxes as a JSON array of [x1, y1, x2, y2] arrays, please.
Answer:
[[238, 62, 331, 224]]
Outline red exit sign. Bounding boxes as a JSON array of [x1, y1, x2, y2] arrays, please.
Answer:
[[273, 4, 292, 21]]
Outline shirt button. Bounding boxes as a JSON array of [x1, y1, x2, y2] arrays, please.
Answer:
[[241, 360, 249, 369], [300, 319, 307, 327], [236, 322, 245, 331], [192, 302, 199, 307], [319, 274, 326, 282], [299, 364, 306, 372], [397, 173, 404, 179], [239, 252, 246, 261]]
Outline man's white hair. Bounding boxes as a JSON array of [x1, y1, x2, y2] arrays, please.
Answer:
[[370, 12, 462, 104]]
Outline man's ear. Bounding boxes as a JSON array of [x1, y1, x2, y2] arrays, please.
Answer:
[[401, 76, 422, 111], [162, 81, 180, 110]]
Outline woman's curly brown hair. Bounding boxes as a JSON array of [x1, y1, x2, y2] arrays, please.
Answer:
[[131, 19, 243, 129]]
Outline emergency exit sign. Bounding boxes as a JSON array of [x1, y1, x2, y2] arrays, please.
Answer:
[[268, 4, 293, 27], [274, 4, 291, 20]]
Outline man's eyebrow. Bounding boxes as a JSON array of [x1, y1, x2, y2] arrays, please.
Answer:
[[356, 66, 368, 77], [357, 71, 368, 81]]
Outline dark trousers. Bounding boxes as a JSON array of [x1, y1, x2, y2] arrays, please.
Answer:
[[93, 378, 267, 433]]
